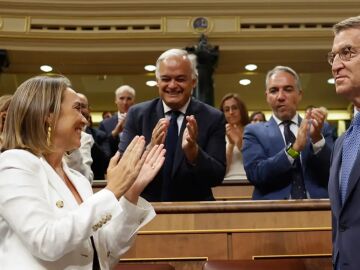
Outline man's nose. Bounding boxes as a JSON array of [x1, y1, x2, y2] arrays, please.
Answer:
[[331, 55, 345, 73], [277, 90, 286, 100], [168, 79, 177, 88]]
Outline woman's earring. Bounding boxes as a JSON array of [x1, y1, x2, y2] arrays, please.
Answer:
[[47, 126, 52, 146]]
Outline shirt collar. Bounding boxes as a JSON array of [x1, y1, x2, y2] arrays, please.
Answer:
[[273, 113, 299, 126], [117, 111, 126, 119], [162, 98, 191, 115]]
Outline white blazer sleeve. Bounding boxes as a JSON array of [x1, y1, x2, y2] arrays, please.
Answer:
[[0, 149, 155, 264]]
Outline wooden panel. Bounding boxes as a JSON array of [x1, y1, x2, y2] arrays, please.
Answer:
[[232, 230, 332, 259], [119, 200, 332, 270], [202, 258, 332, 270], [124, 233, 228, 259]]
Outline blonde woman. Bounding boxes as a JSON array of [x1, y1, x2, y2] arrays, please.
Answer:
[[0, 75, 165, 269]]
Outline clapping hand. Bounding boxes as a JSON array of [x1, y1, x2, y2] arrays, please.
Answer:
[[125, 144, 166, 203], [105, 136, 146, 199], [182, 115, 199, 164]]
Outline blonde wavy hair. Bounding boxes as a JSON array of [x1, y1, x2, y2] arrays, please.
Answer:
[[1, 75, 71, 156]]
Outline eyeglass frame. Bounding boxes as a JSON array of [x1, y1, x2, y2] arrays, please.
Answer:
[[327, 45, 360, 65]]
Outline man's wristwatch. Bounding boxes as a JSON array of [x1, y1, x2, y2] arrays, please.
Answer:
[[286, 143, 300, 159]]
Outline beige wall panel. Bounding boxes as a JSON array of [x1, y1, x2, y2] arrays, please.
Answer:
[[232, 230, 332, 259], [212, 17, 238, 33], [0, 17, 27, 32], [165, 17, 191, 32]]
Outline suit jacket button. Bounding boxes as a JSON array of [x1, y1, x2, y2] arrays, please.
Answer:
[[56, 200, 64, 208]]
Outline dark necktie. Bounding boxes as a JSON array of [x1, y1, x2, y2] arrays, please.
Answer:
[[283, 120, 307, 199], [162, 110, 181, 201], [340, 112, 360, 204], [90, 236, 100, 270]]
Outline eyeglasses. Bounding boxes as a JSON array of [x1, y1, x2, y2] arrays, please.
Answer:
[[327, 46, 360, 65]]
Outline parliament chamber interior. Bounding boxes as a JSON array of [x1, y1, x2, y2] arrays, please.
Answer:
[[1, 0, 359, 269]]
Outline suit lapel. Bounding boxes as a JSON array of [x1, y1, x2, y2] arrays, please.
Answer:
[[330, 135, 344, 214], [63, 162, 93, 200], [39, 157, 81, 209], [268, 117, 285, 153]]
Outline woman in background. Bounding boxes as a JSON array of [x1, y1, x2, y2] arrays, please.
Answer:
[[0, 75, 165, 270], [220, 93, 250, 181], [249, 111, 266, 123]]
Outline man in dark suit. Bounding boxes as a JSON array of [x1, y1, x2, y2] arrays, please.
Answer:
[[77, 93, 109, 180], [119, 48, 226, 201], [328, 16, 360, 270], [242, 66, 334, 200], [99, 85, 135, 158]]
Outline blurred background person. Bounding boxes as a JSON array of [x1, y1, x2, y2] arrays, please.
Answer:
[[249, 111, 267, 123], [0, 75, 165, 269], [102, 111, 113, 120], [0, 94, 12, 149], [99, 85, 136, 159], [220, 93, 250, 181], [78, 93, 109, 180]]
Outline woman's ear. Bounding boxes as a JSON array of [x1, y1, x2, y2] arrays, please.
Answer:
[[46, 113, 54, 126]]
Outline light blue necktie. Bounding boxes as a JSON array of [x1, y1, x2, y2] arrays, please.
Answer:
[[340, 112, 360, 204]]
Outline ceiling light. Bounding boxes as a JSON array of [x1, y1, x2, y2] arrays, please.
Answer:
[[245, 64, 257, 71], [239, 79, 251, 86], [327, 78, 335, 84], [40, 65, 53, 72], [144, 65, 156, 72], [146, 80, 157, 87]]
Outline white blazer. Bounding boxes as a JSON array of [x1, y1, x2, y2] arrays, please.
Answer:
[[0, 149, 155, 270]]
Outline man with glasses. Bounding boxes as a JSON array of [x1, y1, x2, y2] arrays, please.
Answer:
[[242, 65, 334, 200], [328, 15, 360, 270]]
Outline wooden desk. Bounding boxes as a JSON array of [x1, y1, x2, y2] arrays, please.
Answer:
[[93, 179, 254, 201], [122, 200, 332, 270]]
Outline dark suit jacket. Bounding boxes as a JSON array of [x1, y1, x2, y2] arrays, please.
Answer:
[[85, 127, 109, 180], [328, 133, 360, 270], [242, 116, 334, 200], [119, 98, 226, 202], [98, 114, 120, 159]]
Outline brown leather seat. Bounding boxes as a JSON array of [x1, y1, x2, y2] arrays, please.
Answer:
[[202, 259, 332, 270], [113, 263, 175, 270]]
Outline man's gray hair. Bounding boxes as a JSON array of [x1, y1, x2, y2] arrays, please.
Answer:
[[333, 15, 360, 34], [155, 48, 198, 80], [115, 85, 135, 98], [265, 65, 302, 91]]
